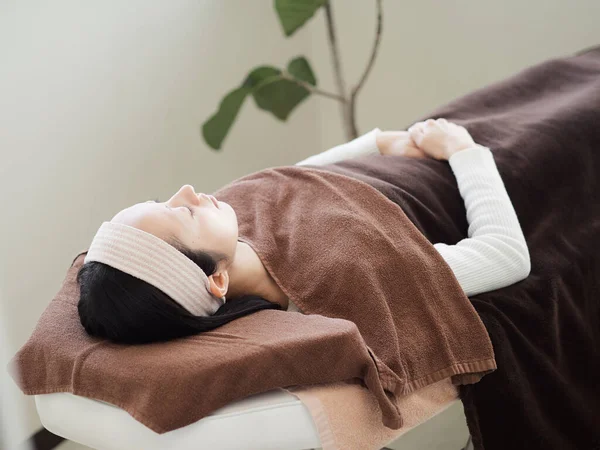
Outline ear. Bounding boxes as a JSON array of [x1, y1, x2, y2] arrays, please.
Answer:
[[208, 271, 229, 298]]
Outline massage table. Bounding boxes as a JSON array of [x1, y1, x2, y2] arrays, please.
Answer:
[[34, 389, 472, 449]]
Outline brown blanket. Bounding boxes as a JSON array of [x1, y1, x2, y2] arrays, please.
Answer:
[[7, 164, 496, 434], [435, 47, 600, 450], [315, 47, 600, 450]]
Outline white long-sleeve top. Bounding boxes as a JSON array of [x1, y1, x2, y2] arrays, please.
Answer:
[[288, 129, 531, 312]]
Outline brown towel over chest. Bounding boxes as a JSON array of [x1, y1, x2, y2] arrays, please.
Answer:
[[214, 166, 496, 395]]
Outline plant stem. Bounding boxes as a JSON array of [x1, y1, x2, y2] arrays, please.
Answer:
[[280, 72, 346, 102], [324, 0, 354, 140], [348, 0, 383, 139]]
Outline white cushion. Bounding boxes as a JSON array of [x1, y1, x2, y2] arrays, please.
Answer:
[[35, 389, 321, 450], [35, 389, 462, 449]]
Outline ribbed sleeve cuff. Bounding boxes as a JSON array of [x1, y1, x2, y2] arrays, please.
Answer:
[[295, 128, 381, 166], [354, 128, 382, 155], [448, 145, 495, 172]]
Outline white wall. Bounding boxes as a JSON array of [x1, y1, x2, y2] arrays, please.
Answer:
[[2, 0, 599, 446], [1, 298, 33, 450], [0, 1, 319, 446], [307, 0, 600, 149]]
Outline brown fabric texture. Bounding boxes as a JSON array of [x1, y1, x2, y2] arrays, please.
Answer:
[[314, 48, 600, 450], [423, 47, 600, 450], [282, 378, 459, 450], [7, 164, 495, 435], [220, 166, 496, 395]]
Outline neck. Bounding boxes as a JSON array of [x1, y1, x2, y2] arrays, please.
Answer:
[[225, 240, 288, 309]]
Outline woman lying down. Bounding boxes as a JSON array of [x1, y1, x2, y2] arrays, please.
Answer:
[[77, 119, 531, 344]]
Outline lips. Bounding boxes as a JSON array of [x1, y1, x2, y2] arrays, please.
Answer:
[[197, 192, 219, 209]]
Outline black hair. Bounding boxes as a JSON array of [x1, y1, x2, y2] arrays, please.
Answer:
[[76, 238, 283, 345]]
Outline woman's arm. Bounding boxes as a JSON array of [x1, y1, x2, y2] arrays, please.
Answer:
[[410, 119, 531, 297], [433, 146, 531, 296], [294, 128, 427, 166], [295, 128, 381, 166]]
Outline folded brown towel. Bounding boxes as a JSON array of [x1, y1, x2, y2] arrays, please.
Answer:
[[7, 163, 496, 434], [284, 378, 459, 450]]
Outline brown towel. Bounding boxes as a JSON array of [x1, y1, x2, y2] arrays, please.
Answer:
[[8, 164, 495, 434], [282, 378, 459, 450], [216, 167, 496, 398]]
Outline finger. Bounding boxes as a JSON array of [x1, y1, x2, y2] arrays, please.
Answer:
[[408, 127, 425, 146], [407, 120, 426, 133], [436, 118, 450, 131]]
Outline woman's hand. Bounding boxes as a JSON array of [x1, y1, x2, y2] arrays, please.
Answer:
[[376, 130, 428, 159], [408, 118, 476, 160]]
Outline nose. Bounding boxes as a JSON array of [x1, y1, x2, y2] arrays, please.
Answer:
[[181, 184, 195, 195], [170, 184, 201, 206]]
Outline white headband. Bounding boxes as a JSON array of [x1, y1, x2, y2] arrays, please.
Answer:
[[84, 221, 226, 316]]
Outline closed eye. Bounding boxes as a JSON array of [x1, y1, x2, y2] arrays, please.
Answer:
[[146, 199, 193, 217], [167, 204, 194, 217]]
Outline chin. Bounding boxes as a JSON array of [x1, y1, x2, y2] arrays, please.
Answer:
[[228, 202, 238, 220]]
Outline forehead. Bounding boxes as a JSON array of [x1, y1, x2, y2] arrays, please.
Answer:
[[111, 202, 177, 240]]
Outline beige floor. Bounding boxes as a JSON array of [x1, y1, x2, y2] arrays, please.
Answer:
[[54, 401, 470, 450]]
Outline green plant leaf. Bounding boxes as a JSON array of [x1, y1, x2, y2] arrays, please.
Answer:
[[252, 78, 310, 120], [202, 61, 317, 149], [244, 64, 314, 121], [201, 87, 250, 150], [202, 66, 284, 150], [274, 0, 326, 37], [243, 66, 282, 89], [287, 56, 317, 86]]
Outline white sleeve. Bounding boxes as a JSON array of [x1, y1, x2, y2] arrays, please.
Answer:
[[433, 146, 531, 297], [295, 128, 381, 166]]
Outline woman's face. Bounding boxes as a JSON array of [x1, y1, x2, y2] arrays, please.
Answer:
[[110, 185, 238, 266]]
